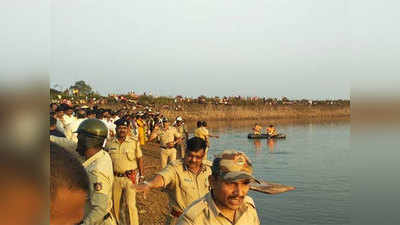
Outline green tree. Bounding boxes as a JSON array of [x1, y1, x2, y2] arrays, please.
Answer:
[[69, 80, 93, 96]]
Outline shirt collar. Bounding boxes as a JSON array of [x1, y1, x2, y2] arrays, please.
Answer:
[[112, 136, 132, 143], [83, 150, 104, 168], [183, 162, 206, 173], [207, 191, 251, 221], [206, 192, 222, 217]]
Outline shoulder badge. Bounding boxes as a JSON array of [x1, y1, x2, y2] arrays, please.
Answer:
[[94, 182, 102, 191]]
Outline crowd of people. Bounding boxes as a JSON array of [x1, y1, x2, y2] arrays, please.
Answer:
[[50, 102, 261, 225]]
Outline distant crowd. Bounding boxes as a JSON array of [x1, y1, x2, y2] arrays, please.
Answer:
[[50, 91, 350, 114]]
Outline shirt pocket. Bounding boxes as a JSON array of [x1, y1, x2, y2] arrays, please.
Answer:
[[179, 177, 195, 196], [126, 147, 136, 161]]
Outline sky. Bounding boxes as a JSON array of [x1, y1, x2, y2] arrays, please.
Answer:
[[47, 0, 367, 100]]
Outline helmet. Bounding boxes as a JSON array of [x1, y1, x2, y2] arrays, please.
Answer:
[[75, 118, 108, 138], [176, 116, 183, 121]]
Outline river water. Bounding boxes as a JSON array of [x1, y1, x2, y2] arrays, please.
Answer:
[[205, 121, 350, 225]]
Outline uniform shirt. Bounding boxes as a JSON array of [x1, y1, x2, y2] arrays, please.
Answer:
[[154, 127, 181, 147], [194, 127, 208, 140], [106, 136, 142, 173], [157, 159, 211, 213], [82, 150, 114, 225], [175, 124, 188, 139], [176, 192, 260, 225]]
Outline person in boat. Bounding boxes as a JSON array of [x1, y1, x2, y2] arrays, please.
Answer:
[[266, 125, 278, 137], [252, 123, 262, 135]]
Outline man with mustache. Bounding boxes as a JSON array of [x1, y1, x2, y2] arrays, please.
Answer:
[[176, 150, 260, 225], [105, 118, 144, 225], [135, 137, 211, 225]]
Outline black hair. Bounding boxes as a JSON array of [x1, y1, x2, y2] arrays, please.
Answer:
[[55, 105, 64, 112], [211, 157, 223, 178], [197, 121, 202, 128], [50, 143, 89, 201], [76, 110, 87, 119], [186, 137, 207, 153]]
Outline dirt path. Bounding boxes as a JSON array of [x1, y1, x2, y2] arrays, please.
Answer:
[[121, 142, 171, 225]]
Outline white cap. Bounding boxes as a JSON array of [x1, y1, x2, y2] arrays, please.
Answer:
[[176, 116, 183, 121]]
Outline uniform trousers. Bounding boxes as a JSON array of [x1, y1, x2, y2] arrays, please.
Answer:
[[112, 176, 139, 225], [160, 148, 176, 168]]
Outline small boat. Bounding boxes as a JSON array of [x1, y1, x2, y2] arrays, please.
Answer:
[[247, 133, 286, 139]]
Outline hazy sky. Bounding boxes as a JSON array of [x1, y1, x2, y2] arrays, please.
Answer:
[[50, 0, 353, 99]]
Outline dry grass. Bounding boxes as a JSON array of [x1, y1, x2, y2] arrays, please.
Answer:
[[162, 104, 350, 122]]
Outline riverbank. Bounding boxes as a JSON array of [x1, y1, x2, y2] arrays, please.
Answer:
[[103, 104, 350, 122], [162, 104, 349, 122]]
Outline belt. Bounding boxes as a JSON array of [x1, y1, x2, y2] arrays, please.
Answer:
[[114, 170, 135, 177], [171, 208, 183, 218], [77, 212, 110, 224], [103, 213, 111, 221]]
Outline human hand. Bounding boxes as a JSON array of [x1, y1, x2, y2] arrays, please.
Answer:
[[132, 182, 150, 199]]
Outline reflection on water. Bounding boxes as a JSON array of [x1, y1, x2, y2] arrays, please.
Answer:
[[203, 121, 350, 225], [267, 139, 275, 152], [253, 139, 262, 154]]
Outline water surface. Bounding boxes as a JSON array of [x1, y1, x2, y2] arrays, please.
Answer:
[[207, 122, 350, 225]]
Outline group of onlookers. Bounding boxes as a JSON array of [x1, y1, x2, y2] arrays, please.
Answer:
[[50, 103, 261, 225]]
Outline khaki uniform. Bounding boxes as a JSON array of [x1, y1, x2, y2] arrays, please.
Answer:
[[194, 127, 208, 140], [155, 127, 181, 168], [106, 136, 143, 225], [194, 127, 209, 160], [82, 150, 116, 225], [175, 124, 187, 158], [157, 159, 211, 225], [176, 192, 260, 225]]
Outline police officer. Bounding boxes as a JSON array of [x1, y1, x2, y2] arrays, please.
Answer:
[[149, 118, 182, 168], [176, 150, 260, 225], [76, 119, 116, 225], [173, 116, 188, 158], [135, 137, 211, 225], [105, 119, 144, 225]]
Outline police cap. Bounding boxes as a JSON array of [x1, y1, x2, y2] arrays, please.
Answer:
[[114, 118, 130, 127]]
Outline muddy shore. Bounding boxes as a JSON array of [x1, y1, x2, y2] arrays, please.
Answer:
[[126, 142, 171, 225]]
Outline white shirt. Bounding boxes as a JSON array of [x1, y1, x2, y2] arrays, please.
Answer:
[[65, 118, 86, 143], [63, 114, 77, 127]]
